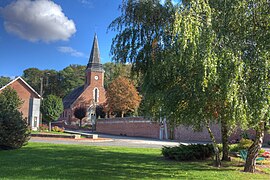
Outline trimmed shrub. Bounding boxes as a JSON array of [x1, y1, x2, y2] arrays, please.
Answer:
[[162, 144, 214, 161]]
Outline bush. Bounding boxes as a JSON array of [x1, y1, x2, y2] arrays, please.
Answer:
[[52, 126, 64, 133], [162, 144, 214, 161], [39, 124, 49, 132], [0, 87, 30, 150], [239, 138, 253, 150], [229, 138, 253, 152]]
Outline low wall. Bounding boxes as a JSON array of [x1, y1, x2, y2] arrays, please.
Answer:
[[96, 117, 160, 139], [174, 124, 222, 142], [174, 124, 270, 143]]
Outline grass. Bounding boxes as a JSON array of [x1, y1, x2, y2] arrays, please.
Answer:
[[31, 131, 69, 135], [0, 143, 269, 179]]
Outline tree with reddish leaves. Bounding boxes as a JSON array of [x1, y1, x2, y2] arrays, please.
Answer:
[[73, 106, 87, 127], [106, 76, 141, 118]]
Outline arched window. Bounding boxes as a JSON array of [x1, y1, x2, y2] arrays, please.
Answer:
[[95, 88, 98, 102], [93, 88, 99, 103]]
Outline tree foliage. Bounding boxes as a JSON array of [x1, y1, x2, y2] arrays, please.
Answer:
[[22, 63, 140, 98], [0, 87, 30, 150], [0, 76, 11, 88], [73, 106, 87, 127], [41, 95, 63, 131], [23, 65, 86, 98], [110, 0, 270, 171], [104, 62, 141, 89], [106, 76, 141, 117]]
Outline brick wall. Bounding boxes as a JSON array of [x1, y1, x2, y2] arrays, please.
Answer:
[[96, 117, 160, 139], [174, 124, 222, 142], [174, 124, 270, 143], [97, 117, 270, 143]]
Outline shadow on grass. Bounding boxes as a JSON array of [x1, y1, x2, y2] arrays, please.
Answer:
[[0, 143, 267, 179]]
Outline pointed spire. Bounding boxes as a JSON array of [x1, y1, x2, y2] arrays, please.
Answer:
[[87, 34, 103, 71]]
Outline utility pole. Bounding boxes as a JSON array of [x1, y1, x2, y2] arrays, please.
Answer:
[[39, 77, 44, 126]]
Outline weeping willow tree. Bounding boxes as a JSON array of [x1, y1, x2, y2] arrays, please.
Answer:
[[109, 0, 269, 170], [231, 0, 270, 173]]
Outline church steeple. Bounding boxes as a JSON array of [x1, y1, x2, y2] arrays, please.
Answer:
[[87, 34, 103, 71], [85, 34, 104, 89]]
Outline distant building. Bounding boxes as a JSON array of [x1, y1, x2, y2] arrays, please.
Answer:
[[59, 34, 106, 124], [0, 76, 41, 130]]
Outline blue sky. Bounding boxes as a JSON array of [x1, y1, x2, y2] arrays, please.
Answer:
[[0, 0, 122, 77]]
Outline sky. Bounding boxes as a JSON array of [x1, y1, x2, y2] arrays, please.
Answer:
[[0, 0, 122, 77]]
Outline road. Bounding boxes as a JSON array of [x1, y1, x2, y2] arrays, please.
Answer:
[[30, 132, 270, 150], [30, 133, 182, 148]]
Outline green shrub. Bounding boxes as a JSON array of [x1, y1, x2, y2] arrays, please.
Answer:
[[0, 87, 30, 150], [259, 149, 265, 155], [229, 138, 253, 153], [229, 144, 240, 152], [162, 144, 214, 161], [239, 138, 253, 150]]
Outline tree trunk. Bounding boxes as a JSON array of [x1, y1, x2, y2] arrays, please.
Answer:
[[244, 121, 265, 173], [206, 121, 221, 167], [121, 112, 124, 118], [49, 121, 51, 131], [80, 119, 82, 127], [221, 117, 230, 161]]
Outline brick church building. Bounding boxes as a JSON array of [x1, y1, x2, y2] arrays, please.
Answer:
[[59, 34, 106, 124]]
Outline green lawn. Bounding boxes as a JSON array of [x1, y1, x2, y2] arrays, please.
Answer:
[[31, 131, 68, 135], [0, 143, 269, 179]]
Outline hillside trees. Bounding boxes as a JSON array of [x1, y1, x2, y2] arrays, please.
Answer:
[[106, 77, 141, 117], [0, 76, 11, 88], [22, 63, 139, 98], [104, 62, 141, 89]]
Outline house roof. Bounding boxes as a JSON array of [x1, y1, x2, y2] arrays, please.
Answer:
[[0, 76, 41, 98], [63, 85, 84, 109], [86, 34, 103, 71]]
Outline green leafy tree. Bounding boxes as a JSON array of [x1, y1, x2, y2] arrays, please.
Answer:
[[74, 106, 87, 127], [41, 95, 63, 131], [0, 76, 11, 88], [110, 0, 269, 171], [229, 0, 270, 172], [0, 87, 30, 150]]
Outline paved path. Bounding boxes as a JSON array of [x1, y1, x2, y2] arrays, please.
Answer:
[[30, 131, 270, 150], [30, 132, 182, 149]]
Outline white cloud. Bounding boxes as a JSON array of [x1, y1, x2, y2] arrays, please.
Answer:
[[57, 46, 86, 58], [0, 0, 76, 42], [78, 0, 94, 8]]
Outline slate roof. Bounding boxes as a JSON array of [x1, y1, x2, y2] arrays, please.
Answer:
[[63, 85, 84, 109], [87, 34, 103, 71]]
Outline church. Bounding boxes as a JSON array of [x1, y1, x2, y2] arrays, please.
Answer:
[[59, 34, 106, 124]]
